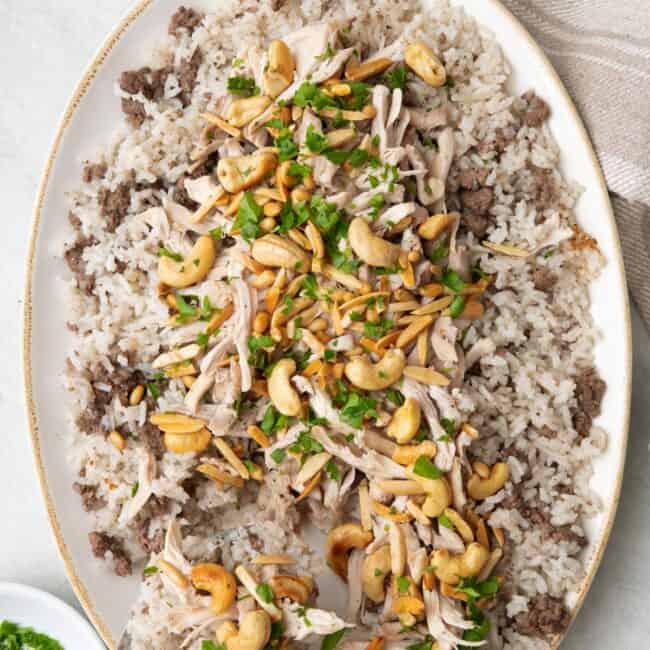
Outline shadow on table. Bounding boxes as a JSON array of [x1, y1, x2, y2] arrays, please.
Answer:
[[563, 305, 650, 648]]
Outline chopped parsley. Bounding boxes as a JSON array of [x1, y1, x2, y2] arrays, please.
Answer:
[[406, 638, 435, 650], [413, 455, 443, 480], [384, 65, 407, 90], [441, 269, 466, 293], [227, 75, 258, 97], [293, 81, 338, 110], [385, 388, 405, 406], [374, 568, 383, 577], [438, 513, 454, 529], [301, 273, 319, 300], [323, 349, 336, 362], [320, 629, 346, 650], [157, 246, 183, 262], [315, 43, 336, 61], [274, 128, 299, 162], [256, 583, 275, 603], [270, 448, 286, 464], [455, 576, 500, 602], [430, 240, 450, 262], [396, 575, 411, 593], [448, 295, 466, 318], [305, 125, 329, 153], [209, 226, 223, 240], [232, 191, 262, 241], [131, 481, 139, 497], [248, 335, 274, 352], [336, 388, 378, 429], [324, 458, 341, 481], [201, 641, 225, 650], [143, 565, 159, 576], [289, 431, 324, 456], [440, 418, 456, 438], [288, 161, 313, 179], [363, 318, 394, 340], [0, 621, 63, 650]]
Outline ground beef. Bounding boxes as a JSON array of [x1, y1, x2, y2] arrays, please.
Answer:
[[178, 48, 203, 106], [270, 0, 288, 9], [98, 182, 132, 232], [532, 267, 558, 292], [187, 151, 220, 179], [64, 234, 97, 296], [573, 366, 606, 436], [168, 6, 204, 36], [529, 164, 556, 213], [521, 91, 551, 128], [121, 98, 147, 128], [458, 167, 488, 191], [477, 127, 511, 156], [119, 68, 149, 95], [463, 212, 489, 238], [135, 421, 166, 459], [513, 594, 571, 638], [173, 176, 199, 210], [88, 531, 132, 577], [134, 518, 164, 554], [460, 187, 493, 215], [82, 162, 107, 183], [73, 483, 105, 512]]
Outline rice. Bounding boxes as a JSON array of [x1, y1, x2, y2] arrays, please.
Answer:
[[63, 1, 608, 648]]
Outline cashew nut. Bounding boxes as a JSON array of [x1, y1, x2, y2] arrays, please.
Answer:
[[268, 358, 302, 416], [362, 545, 391, 602], [431, 543, 490, 586], [391, 576, 425, 625], [418, 212, 457, 241], [348, 217, 401, 268], [268, 575, 314, 605], [190, 563, 237, 614], [226, 96, 272, 128], [326, 522, 373, 581], [386, 398, 422, 444], [217, 152, 278, 194], [466, 462, 509, 500], [405, 41, 446, 87], [263, 40, 295, 98], [251, 234, 311, 272], [157, 236, 216, 288], [226, 610, 271, 650], [392, 440, 437, 466], [344, 348, 406, 391], [164, 428, 212, 454], [408, 464, 452, 518]]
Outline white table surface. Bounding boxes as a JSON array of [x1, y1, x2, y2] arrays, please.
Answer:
[[1, 1, 648, 647]]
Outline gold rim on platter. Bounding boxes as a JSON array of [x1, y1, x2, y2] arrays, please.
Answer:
[[21, 1, 632, 648]]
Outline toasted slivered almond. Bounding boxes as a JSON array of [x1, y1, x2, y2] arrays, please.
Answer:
[[359, 480, 372, 531], [318, 105, 376, 121], [396, 314, 424, 326], [444, 508, 474, 543], [339, 291, 389, 312], [158, 559, 190, 589], [388, 301, 421, 313], [214, 438, 250, 479], [152, 343, 201, 369], [247, 425, 270, 448], [482, 240, 530, 257], [371, 500, 413, 523], [411, 295, 454, 316], [323, 264, 370, 292], [459, 299, 485, 321], [301, 329, 325, 356], [295, 471, 322, 502], [403, 366, 450, 386], [332, 362, 345, 379], [150, 412, 206, 433], [399, 261, 416, 289], [252, 554, 296, 566], [419, 282, 444, 298], [388, 519, 406, 576], [365, 636, 385, 650], [476, 517, 490, 550], [237, 252, 267, 275], [254, 187, 284, 202], [234, 566, 283, 621], [266, 287, 281, 312], [201, 112, 241, 138], [396, 315, 434, 348], [302, 359, 323, 377], [376, 330, 401, 351], [360, 337, 380, 354], [191, 188, 227, 224], [207, 302, 234, 332], [305, 221, 325, 259], [461, 422, 479, 439], [331, 302, 344, 336], [377, 479, 426, 496], [491, 525, 505, 547], [214, 355, 238, 369], [294, 452, 332, 487], [417, 327, 429, 366], [251, 270, 276, 289], [478, 548, 503, 582], [224, 191, 244, 217], [288, 228, 312, 251], [406, 499, 431, 525], [196, 463, 244, 488], [164, 362, 197, 378]]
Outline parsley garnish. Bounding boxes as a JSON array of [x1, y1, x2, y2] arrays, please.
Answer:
[[143, 565, 159, 576], [256, 583, 275, 603], [233, 191, 262, 241], [0, 621, 63, 650], [131, 481, 139, 497], [321, 630, 346, 650], [227, 75, 258, 97], [385, 388, 405, 406], [440, 418, 456, 438], [337, 390, 378, 429], [413, 455, 443, 480], [363, 318, 394, 340], [430, 240, 450, 262], [157, 246, 182, 261], [289, 431, 324, 456], [202, 641, 225, 650], [396, 575, 411, 593], [248, 335, 274, 352], [274, 128, 299, 162], [438, 513, 454, 529], [324, 459, 340, 481], [384, 65, 407, 89], [270, 448, 286, 464], [441, 269, 466, 293], [448, 295, 466, 318], [288, 161, 312, 179]]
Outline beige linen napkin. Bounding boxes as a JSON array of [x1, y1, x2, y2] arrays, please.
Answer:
[[502, 0, 650, 325]]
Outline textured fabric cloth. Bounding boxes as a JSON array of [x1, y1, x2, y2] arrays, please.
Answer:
[[502, 0, 650, 325]]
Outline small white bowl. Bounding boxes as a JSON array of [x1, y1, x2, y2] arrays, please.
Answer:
[[0, 582, 104, 649]]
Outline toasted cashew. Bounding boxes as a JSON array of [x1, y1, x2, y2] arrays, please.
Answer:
[[387, 398, 422, 444], [268, 358, 301, 416], [226, 610, 272, 650], [269, 575, 314, 605], [431, 543, 490, 585], [348, 217, 401, 268], [392, 440, 437, 465], [326, 522, 373, 581], [408, 465, 452, 518], [418, 212, 457, 240], [157, 236, 216, 288], [263, 40, 295, 98], [191, 563, 237, 614], [405, 41, 446, 87], [467, 462, 509, 500], [251, 234, 311, 272], [344, 348, 406, 391], [164, 428, 212, 454], [217, 152, 277, 194], [443, 508, 474, 543], [226, 96, 272, 128], [362, 545, 391, 602]]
